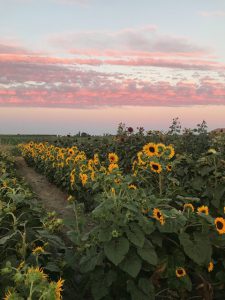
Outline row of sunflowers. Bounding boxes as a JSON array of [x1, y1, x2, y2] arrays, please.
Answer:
[[17, 140, 225, 299], [19, 141, 174, 193], [0, 151, 70, 299]]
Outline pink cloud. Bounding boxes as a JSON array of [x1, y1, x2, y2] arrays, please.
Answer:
[[1, 53, 224, 71], [0, 73, 225, 108], [0, 29, 224, 109], [0, 42, 30, 55]]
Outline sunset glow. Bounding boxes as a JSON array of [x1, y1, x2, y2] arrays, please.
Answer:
[[0, 0, 225, 132]]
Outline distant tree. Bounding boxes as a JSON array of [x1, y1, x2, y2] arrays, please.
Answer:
[[81, 132, 90, 137]]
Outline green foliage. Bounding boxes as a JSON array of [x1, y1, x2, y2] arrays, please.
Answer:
[[0, 151, 75, 299], [15, 121, 225, 299]]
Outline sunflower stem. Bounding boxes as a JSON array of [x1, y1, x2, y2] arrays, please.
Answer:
[[159, 174, 163, 197]]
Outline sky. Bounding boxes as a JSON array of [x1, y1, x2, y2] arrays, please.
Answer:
[[0, 0, 225, 134]]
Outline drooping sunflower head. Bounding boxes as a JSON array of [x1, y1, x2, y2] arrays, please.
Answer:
[[108, 153, 119, 164], [150, 161, 162, 174], [143, 143, 158, 157], [153, 208, 165, 225], [26, 267, 48, 282], [175, 267, 186, 278], [197, 205, 209, 215], [183, 203, 194, 212], [215, 217, 225, 234]]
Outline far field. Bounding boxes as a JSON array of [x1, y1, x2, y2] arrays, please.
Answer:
[[1, 122, 225, 300]]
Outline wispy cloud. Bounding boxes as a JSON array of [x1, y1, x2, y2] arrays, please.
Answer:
[[48, 26, 208, 56], [199, 11, 225, 17]]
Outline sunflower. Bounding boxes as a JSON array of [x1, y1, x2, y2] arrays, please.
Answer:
[[32, 246, 44, 255], [100, 166, 107, 174], [70, 169, 75, 185], [68, 148, 75, 156], [93, 153, 99, 165], [108, 163, 119, 173], [164, 145, 175, 159], [128, 184, 137, 190], [183, 203, 194, 212], [55, 278, 65, 300], [150, 162, 162, 174], [79, 173, 88, 186], [207, 148, 217, 155], [175, 267, 186, 278], [108, 153, 119, 164], [166, 164, 172, 172], [208, 261, 214, 272], [215, 217, 225, 234], [80, 164, 88, 172], [3, 290, 12, 300], [197, 205, 209, 215], [153, 208, 165, 225], [87, 159, 94, 171], [156, 143, 165, 157], [137, 151, 146, 166], [26, 267, 48, 282], [114, 178, 121, 184], [132, 160, 137, 171], [143, 143, 158, 157]]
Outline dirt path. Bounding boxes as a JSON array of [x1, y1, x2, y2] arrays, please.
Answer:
[[14, 156, 72, 219]]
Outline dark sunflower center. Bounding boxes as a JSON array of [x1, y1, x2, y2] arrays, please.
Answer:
[[217, 221, 224, 230], [153, 164, 159, 170], [157, 212, 161, 218], [149, 147, 155, 153], [177, 269, 183, 275]]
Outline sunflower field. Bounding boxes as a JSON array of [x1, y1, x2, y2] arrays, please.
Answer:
[[14, 126, 225, 300]]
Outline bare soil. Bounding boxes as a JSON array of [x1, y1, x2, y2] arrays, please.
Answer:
[[14, 156, 72, 219]]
